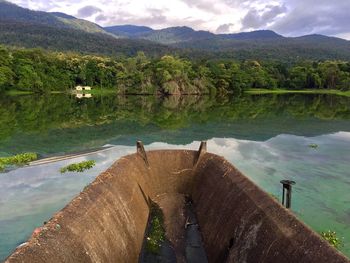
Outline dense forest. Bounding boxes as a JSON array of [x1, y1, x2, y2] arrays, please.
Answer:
[[1, 46, 350, 94]]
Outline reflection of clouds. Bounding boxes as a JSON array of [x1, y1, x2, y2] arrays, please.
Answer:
[[328, 131, 350, 141], [238, 142, 280, 163], [1, 132, 350, 222], [2, 131, 349, 193], [1, 132, 350, 257]]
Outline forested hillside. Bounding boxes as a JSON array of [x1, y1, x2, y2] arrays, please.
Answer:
[[104, 25, 153, 37], [1, 1, 350, 61], [104, 25, 350, 61], [175, 35, 350, 61], [0, 0, 105, 33], [1, 46, 349, 95], [0, 20, 175, 57]]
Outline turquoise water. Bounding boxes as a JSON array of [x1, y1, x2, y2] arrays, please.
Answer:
[[0, 93, 349, 260]]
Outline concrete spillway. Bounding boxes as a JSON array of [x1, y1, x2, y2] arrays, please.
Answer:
[[6, 142, 349, 263]]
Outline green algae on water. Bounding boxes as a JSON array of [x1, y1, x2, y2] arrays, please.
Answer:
[[0, 153, 37, 172], [308, 143, 318, 149], [60, 160, 96, 173]]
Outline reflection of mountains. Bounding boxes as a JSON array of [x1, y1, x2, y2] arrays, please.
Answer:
[[0, 94, 350, 155]]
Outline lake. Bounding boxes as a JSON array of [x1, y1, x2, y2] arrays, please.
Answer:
[[0, 93, 349, 260]]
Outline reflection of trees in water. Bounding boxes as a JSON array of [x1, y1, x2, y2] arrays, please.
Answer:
[[0, 94, 349, 152]]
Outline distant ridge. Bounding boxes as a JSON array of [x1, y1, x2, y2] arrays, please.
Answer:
[[0, 1, 104, 33], [104, 25, 153, 37], [103, 26, 283, 44], [0, 0, 350, 60], [219, 30, 283, 40], [49, 12, 76, 20]]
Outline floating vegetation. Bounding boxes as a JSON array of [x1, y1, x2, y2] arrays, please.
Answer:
[[145, 203, 166, 255], [320, 230, 343, 249], [60, 160, 96, 173], [0, 153, 38, 172], [308, 143, 318, 149]]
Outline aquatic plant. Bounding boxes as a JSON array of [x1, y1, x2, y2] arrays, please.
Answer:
[[308, 143, 318, 148], [60, 160, 96, 173], [320, 230, 343, 249], [0, 153, 38, 171], [145, 203, 166, 254]]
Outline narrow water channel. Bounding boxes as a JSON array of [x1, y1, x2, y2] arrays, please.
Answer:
[[139, 196, 208, 263]]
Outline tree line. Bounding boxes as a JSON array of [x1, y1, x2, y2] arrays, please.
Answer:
[[1, 46, 350, 94]]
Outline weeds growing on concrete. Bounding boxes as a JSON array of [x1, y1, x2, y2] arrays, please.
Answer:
[[320, 230, 343, 249], [145, 203, 165, 254]]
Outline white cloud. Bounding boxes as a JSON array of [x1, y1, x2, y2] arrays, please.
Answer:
[[5, 0, 350, 39], [6, 0, 257, 32]]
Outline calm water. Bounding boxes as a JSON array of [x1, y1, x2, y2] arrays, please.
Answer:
[[0, 93, 349, 260]]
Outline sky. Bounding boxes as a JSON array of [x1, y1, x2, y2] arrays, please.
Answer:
[[7, 0, 350, 39]]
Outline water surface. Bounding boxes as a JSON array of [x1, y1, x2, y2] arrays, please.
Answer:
[[0, 93, 349, 260]]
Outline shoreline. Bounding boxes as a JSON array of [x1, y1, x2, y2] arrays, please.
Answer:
[[4, 89, 350, 97], [245, 89, 350, 97]]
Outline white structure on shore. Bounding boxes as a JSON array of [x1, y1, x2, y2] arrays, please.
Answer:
[[76, 93, 92, 99], [75, 86, 92, 91]]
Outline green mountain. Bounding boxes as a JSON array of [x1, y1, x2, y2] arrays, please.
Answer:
[[0, 1, 105, 33], [136, 26, 215, 44], [1, 0, 350, 60], [219, 30, 283, 40], [104, 27, 283, 44], [104, 24, 350, 60], [174, 34, 350, 60], [104, 25, 153, 37], [0, 20, 175, 56], [0, 1, 175, 56]]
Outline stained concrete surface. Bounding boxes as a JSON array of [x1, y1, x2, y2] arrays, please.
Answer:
[[6, 148, 350, 263]]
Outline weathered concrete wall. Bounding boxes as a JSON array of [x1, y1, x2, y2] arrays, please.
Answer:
[[6, 148, 349, 263], [193, 154, 349, 263], [6, 156, 152, 263]]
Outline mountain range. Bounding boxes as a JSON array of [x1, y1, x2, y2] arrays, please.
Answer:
[[0, 0, 350, 60], [104, 25, 284, 44]]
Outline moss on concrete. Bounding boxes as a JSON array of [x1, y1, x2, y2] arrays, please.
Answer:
[[145, 203, 166, 255]]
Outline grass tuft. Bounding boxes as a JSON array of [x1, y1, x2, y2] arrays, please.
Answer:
[[320, 230, 343, 249]]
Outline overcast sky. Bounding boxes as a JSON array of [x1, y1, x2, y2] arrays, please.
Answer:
[[7, 0, 350, 39]]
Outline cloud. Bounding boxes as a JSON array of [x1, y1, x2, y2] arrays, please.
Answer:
[[180, 0, 226, 14], [269, 0, 350, 37], [95, 8, 168, 28], [241, 4, 286, 30], [5, 0, 350, 39], [76, 5, 102, 18], [8, 0, 59, 11], [95, 14, 108, 23], [216, 23, 234, 33]]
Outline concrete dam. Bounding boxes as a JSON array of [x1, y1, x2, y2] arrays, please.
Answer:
[[6, 142, 349, 262]]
